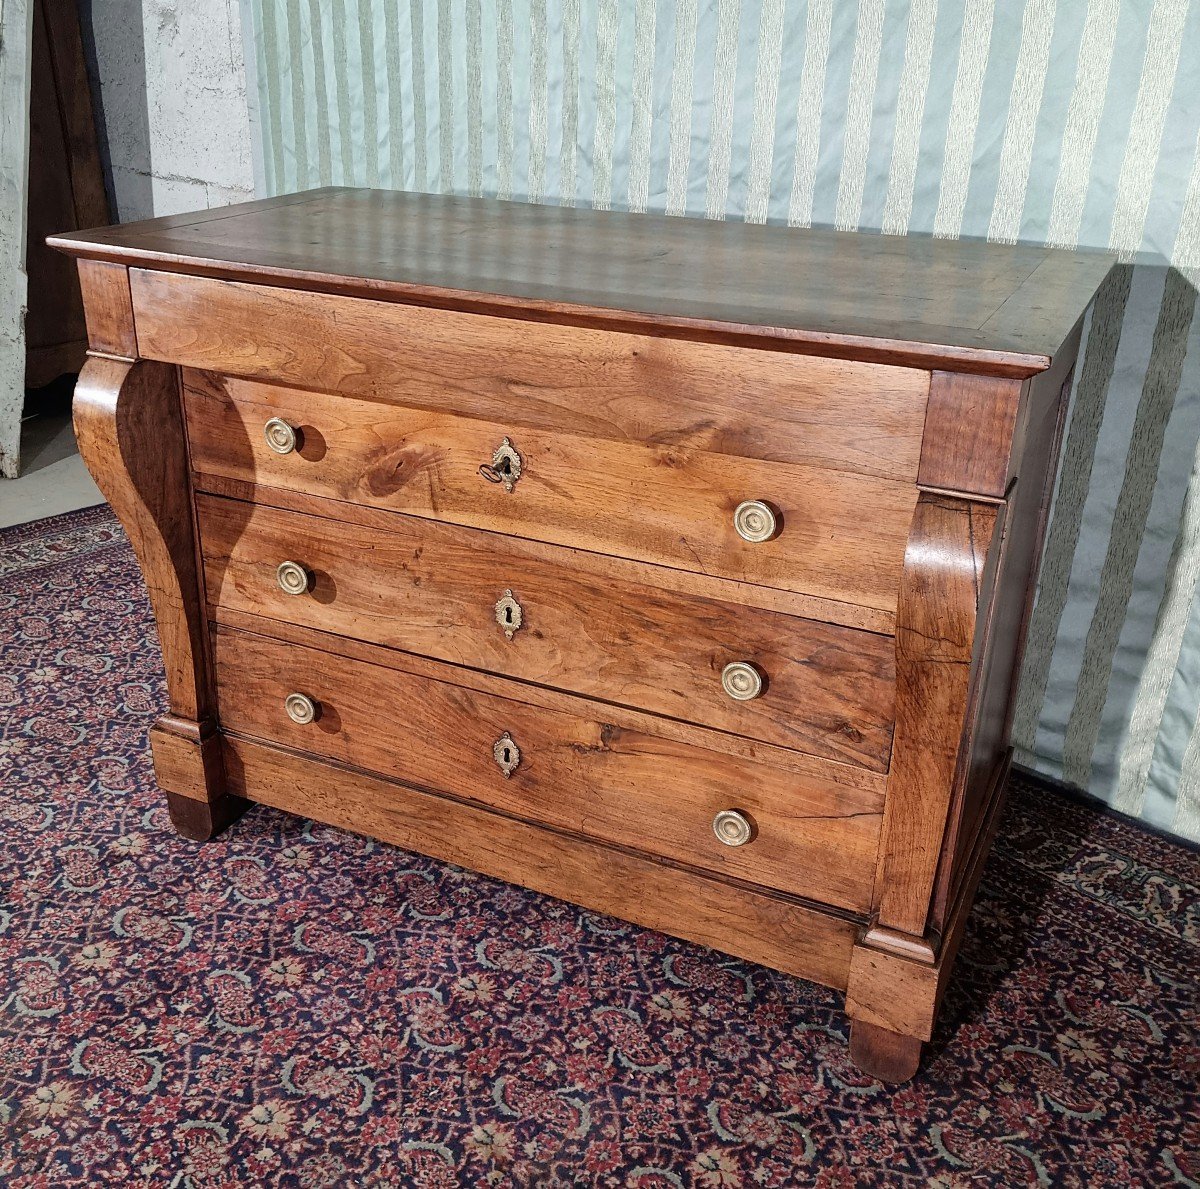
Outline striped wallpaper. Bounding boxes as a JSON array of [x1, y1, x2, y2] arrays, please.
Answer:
[[245, 0, 1200, 840]]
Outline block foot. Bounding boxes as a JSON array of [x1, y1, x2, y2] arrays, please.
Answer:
[[165, 791, 249, 842], [848, 1019, 923, 1083]]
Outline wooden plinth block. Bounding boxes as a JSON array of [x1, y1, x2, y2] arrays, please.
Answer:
[[845, 938, 940, 1043], [849, 1019, 924, 1084], [150, 719, 246, 842]]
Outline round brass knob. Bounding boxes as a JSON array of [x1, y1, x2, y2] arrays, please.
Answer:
[[264, 417, 298, 455], [721, 661, 763, 701], [276, 560, 311, 596], [734, 500, 778, 543], [284, 692, 317, 725], [713, 809, 754, 847]]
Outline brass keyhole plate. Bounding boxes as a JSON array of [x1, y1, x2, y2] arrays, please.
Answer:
[[488, 438, 522, 493], [493, 731, 520, 777], [494, 589, 523, 639]]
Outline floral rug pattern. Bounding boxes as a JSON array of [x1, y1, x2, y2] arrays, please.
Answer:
[[1, 505, 1198, 1187]]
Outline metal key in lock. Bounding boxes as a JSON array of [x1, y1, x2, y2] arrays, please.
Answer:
[[479, 437, 522, 493]]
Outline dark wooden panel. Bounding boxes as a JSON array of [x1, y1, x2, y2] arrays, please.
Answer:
[[197, 492, 897, 770], [37, 0, 109, 225], [24, 0, 109, 386], [183, 372, 918, 614], [931, 355, 1078, 930], [132, 270, 930, 481], [917, 371, 1025, 498], [50, 188, 1114, 374], [215, 628, 885, 913], [221, 735, 860, 990], [77, 261, 137, 358]]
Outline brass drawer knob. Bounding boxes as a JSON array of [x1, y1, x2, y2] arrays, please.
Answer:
[[712, 809, 754, 847], [721, 661, 763, 701], [276, 560, 311, 596], [284, 692, 317, 725], [264, 417, 298, 454], [493, 731, 520, 777], [733, 500, 778, 543]]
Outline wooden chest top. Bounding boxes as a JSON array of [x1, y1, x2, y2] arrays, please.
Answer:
[[50, 187, 1112, 376]]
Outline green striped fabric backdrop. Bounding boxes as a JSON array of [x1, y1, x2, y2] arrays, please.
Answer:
[[244, 0, 1200, 840]]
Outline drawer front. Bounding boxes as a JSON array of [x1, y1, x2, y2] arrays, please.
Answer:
[[197, 494, 896, 771], [134, 269, 930, 482], [185, 371, 918, 615], [215, 629, 884, 912]]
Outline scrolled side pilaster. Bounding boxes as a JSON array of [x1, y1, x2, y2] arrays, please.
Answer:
[[73, 355, 242, 838], [873, 491, 1002, 937], [845, 490, 1003, 1080]]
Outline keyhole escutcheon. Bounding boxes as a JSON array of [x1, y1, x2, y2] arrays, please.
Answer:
[[493, 731, 521, 777], [480, 437, 522, 493], [494, 589, 523, 640]]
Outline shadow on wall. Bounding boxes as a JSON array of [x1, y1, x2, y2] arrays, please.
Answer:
[[1014, 262, 1200, 837], [77, 0, 150, 220]]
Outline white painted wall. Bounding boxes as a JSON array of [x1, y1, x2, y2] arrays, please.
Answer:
[[84, 0, 255, 221], [0, 0, 255, 480], [0, 0, 34, 479]]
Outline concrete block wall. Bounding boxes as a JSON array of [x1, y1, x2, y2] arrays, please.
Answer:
[[2, 0, 254, 480], [81, 0, 254, 222]]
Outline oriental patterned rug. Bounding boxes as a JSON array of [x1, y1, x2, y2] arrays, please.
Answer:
[[1, 505, 1197, 1187]]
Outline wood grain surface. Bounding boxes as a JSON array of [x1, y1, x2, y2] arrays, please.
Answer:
[[215, 627, 885, 913], [73, 357, 212, 722], [847, 1020, 924, 1083], [210, 604, 888, 789], [77, 260, 136, 359], [873, 493, 1002, 937], [222, 734, 860, 990], [50, 188, 1114, 374], [197, 492, 897, 770], [71, 353, 240, 831], [917, 371, 1025, 498], [52, 189, 1109, 1083], [931, 356, 1078, 928], [184, 372, 918, 614], [196, 473, 898, 634], [131, 272, 932, 482]]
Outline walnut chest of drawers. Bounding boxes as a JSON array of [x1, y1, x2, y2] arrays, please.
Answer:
[[52, 189, 1113, 1082]]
